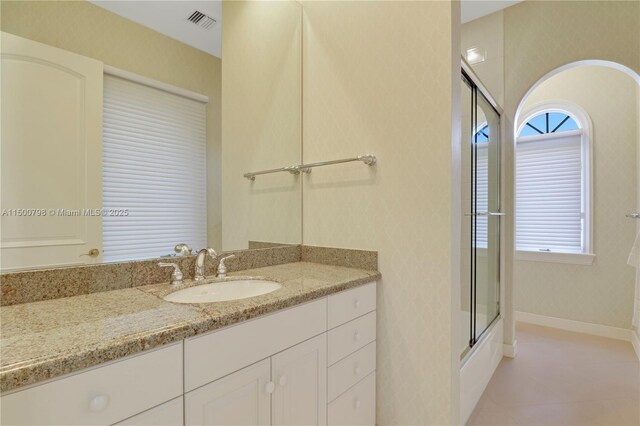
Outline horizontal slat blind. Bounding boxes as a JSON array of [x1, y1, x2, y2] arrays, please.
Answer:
[[516, 132, 583, 253], [473, 143, 489, 248], [103, 75, 207, 262]]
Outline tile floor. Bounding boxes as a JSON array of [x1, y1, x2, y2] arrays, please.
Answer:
[[467, 322, 640, 426]]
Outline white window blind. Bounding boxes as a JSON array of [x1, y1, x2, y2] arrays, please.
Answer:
[[515, 131, 583, 253], [103, 75, 207, 262], [473, 144, 489, 249]]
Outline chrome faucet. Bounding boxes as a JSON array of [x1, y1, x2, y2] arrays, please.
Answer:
[[216, 254, 236, 278], [158, 262, 184, 286], [194, 248, 218, 281], [174, 243, 192, 256]]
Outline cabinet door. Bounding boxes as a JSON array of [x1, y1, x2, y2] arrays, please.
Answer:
[[272, 334, 327, 426], [115, 397, 183, 426], [0, 31, 103, 271], [185, 359, 271, 426]]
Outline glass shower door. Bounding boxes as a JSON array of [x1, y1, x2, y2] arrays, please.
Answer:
[[460, 70, 501, 356], [472, 91, 501, 343]]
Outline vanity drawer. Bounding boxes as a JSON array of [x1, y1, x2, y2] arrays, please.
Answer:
[[0, 343, 183, 426], [328, 282, 376, 329], [328, 311, 376, 365], [328, 372, 376, 426], [328, 342, 376, 402], [115, 396, 184, 426], [185, 298, 327, 391]]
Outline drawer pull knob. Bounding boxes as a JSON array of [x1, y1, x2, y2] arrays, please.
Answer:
[[89, 395, 109, 412], [354, 299, 361, 308], [354, 332, 361, 341], [354, 366, 361, 375], [265, 382, 275, 394], [278, 375, 288, 387], [354, 398, 361, 409]]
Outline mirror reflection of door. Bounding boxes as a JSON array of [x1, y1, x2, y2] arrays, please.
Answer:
[[1, 33, 104, 270]]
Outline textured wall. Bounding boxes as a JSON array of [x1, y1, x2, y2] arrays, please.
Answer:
[[221, 1, 302, 251], [0, 0, 223, 249], [500, 0, 640, 344], [514, 66, 638, 329], [461, 11, 504, 106], [301, 1, 459, 423]]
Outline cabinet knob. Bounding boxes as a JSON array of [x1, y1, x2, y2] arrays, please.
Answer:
[[89, 394, 109, 412], [354, 365, 361, 376], [354, 398, 361, 409], [354, 299, 361, 309], [278, 375, 288, 387], [265, 382, 275, 394], [354, 332, 361, 341]]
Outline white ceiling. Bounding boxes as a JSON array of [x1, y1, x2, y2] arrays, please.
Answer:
[[90, 0, 519, 59], [461, 0, 523, 24], [90, 1, 222, 58]]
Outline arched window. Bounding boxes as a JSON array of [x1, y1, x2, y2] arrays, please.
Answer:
[[515, 102, 593, 262]]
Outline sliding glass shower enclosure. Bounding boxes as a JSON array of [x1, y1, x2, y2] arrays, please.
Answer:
[[460, 69, 501, 358]]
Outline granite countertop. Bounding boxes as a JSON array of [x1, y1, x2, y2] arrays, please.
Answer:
[[0, 262, 380, 393]]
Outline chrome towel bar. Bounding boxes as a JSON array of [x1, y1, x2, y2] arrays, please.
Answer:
[[243, 154, 377, 181], [626, 212, 640, 219]]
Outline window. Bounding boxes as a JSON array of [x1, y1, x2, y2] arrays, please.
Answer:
[[102, 73, 207, 262], [515, 103, 593, 264]]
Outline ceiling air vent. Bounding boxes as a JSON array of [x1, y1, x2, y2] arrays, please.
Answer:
[[187, 10, 217, 30]]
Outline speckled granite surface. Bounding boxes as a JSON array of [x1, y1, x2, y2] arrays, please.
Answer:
[[301, 245, 377, 270], [1, 245, 301, 306], [0, 261, 380, 393]]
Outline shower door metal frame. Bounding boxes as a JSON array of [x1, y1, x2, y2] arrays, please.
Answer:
[[462, 62, 503, 355]]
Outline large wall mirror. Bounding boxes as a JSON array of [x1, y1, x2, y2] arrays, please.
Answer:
[[0, 0, 302, 271]]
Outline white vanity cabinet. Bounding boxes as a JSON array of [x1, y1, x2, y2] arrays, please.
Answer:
[[0, 342, 183, 426], [326, 283, 377, 426], [115, 397, 184, 426], [185, 359, 272, 425], [185, 334, 327, 426], [1, 282, 377, 426]]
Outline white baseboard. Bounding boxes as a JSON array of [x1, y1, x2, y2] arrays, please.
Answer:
[[632, 330, 640, 361], [515, 311, 632, 341], [502, 340, 517, 358]]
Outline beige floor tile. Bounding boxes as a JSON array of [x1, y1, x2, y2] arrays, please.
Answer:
[[467, 407, 520, 426], [508, 400, 615, 426], [588, 399, 640, 426], [466, 323, 640, 426]]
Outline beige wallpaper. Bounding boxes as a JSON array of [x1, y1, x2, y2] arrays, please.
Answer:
[[498, 0, 640, 344], [221, 1, 302, 251], [0, 0, 223, 249], [461, 11, 504, 106], [302, 1, 460, 423], [514, 66, 638, 329]]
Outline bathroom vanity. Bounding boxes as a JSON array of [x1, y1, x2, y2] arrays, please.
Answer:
[[0, 260, 379, 426]]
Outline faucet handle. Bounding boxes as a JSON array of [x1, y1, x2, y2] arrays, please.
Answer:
[[158, 262, 184, 286], [174, 243, 192, 256], [217, 254, 236, 278]]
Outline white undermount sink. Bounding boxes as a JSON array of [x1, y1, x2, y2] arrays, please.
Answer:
[[163, 279, 282, 304]]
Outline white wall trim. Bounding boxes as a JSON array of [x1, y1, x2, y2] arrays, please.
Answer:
[[103, 65, 209, 103], [516, 311, 632, 341], [515, 250, 595, 265], [502, 340, 517, 358], [632, 331, 640, 361]]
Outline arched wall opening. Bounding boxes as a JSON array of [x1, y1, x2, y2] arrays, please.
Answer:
[[509, 60, 640, 340]]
